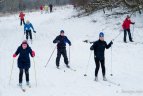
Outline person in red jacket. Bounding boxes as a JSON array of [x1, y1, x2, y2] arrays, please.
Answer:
[[19, 12, 25, 26], [122, 15, 135, 43], [40, 5, 44, 14]]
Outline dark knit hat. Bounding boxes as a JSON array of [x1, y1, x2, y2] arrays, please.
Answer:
[[60, 30, 64, 33], [99, 32, 104, 37]]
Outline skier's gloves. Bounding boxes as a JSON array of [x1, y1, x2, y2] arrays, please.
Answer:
[[13, 54, 17, 58], [69, 44, 71, 46], [132, 22, 135, 24], [32, 51, 35, 57], [110, 41, 113, 45], [33, 31, 36, 33]]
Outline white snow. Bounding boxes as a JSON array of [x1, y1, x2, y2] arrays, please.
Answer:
[[0, 5, 143, 96]]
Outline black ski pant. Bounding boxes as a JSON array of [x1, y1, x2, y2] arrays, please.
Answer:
[[94, 57, 105, 77], [19, 68, 29, 83], [50, 8, 52, 13], [20, 19, 25, 26], [56, 48, 68, 67], [124, 29, 133, 42], [26, 30, 32, 40]]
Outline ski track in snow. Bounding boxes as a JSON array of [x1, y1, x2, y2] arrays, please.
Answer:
[[0, 5, 143, 96]]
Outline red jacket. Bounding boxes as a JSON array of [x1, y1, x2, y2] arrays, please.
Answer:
[[40, 6, 43, 10], [122, 18, 133, 29], [19, 12, 25, 19]]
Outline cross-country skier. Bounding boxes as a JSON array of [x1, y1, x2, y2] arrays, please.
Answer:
[[49, 4, 53, 13], [24, 20, 36, 42], [44, 5, 48, 13], [13, 40, 35, 86], [40, 5, 44, 14], [122, 15, 135, 43], [19, 12, 25, 26], [53, 30, 71, 69], [90, 32, 113, 81]]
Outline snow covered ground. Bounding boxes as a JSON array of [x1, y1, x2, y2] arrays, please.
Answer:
[[0, 5, 143, 96]]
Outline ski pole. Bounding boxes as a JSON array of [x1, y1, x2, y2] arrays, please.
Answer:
[[21, 33, 25, 42], [112, 31, 122, 41], [34, 33, 36, 40], [84, 51, 92, 76], [110, 46, 113, 76], [45, 46, 57, 67], [132, 25, 134, 39], [69, 46, 71, 65], [9, 58, 15, 85], [33, 58, 37, 87]]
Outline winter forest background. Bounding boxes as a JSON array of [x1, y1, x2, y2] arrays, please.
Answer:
[[0, 0, 143, 14]]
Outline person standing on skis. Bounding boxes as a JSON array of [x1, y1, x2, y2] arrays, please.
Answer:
[[40, 5, 44, 14], [49, 4, 53, 13], [122, 15, 135, 43], [90, 32, 113, 81], [13, 40, 35, 86], [44, 5, 48, 13], [19, 12, 25, 26], [53, 30, 71, 69], [24, 20, 36, 42]]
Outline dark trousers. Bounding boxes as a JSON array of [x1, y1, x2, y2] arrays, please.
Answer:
[[20, 19, 25, 26], [50, 8, 52, 13], [94, 58, 105, 77], [19, 68, 29, 83], [26, 30, 32, 40], [124, 29, 133, 42], [56, 48, 68, 67]]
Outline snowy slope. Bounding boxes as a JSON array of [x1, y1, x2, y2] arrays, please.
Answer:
[[0, 5, 143, 96]]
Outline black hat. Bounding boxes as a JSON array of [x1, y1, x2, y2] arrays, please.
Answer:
[[60, 30, 64, 33]]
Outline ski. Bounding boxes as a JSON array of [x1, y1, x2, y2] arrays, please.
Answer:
[[67, 67, 76, 71], [117, 41, 143, 45], [56, 66, 76, 72], [128, 42, 143, 45], [106, 80, 120, 86], [94, 80, 111, 87], [26, 84, 31, 88], [19, 86, 26, 92]]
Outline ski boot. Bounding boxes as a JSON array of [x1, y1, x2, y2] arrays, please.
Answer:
[[94, 76, 98, 81], [103, 76, 107, 81], [66, 65, 70, 68], [56, 66, 60, 69], [19, 83, 22, 87]]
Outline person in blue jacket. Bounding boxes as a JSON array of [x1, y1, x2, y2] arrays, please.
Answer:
[[13, 40, 35, 86], [24, 20, 36, 41], [53, 30, 71, 69]]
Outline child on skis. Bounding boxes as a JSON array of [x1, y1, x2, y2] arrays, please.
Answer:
[[13, 40, 35, 86], [24, 20, 36, 42], [19, 12, 25, 26]]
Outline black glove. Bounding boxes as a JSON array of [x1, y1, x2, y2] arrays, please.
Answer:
[[33, 31, 36, 33], [110, 41, 113, 45], [69, 43, 71, 46], [132, 22, 135, 24]]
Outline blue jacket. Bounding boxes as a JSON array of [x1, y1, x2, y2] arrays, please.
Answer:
[[24, 23, 34, 32], [15, 45, 33, 69], [53, 35, 71, 49]]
